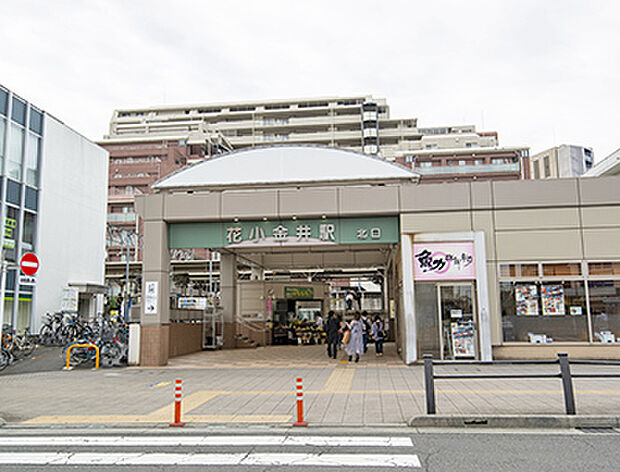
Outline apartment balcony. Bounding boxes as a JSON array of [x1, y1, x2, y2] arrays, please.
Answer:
[[414, 163, 521, 175], [107, 212, 137, 223]]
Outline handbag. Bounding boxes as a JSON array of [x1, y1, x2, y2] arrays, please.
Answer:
[[342, 330, 351, 344]]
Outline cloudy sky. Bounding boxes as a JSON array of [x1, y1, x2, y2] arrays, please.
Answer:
[[2, 0, 618, 159]]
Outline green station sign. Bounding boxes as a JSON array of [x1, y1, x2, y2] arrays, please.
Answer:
[[285, 286, 314, 299], [169, 216, 399, 249]]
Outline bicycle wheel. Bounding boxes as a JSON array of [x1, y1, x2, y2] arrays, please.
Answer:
[[0, 348, 9, 371], [20, 337, 36, 357]]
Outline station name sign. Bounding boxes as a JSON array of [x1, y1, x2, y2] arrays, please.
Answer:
[[169, 217, 399, 249]]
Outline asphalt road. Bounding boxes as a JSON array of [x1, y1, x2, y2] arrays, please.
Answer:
[[0, 426, 618, 471]]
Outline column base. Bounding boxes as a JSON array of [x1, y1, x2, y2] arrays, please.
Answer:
[[140, 324, 170, 366]]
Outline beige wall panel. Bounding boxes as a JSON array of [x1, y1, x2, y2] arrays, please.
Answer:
[[494, 208, 580, 230], [581, 206, 620, 227], [221, 190, 278, 219], [401, 211, 471, 233], [495, 230, 583, 261], [261, 253, 293, 269], [583, 228, 620, 259], [493, 179, 579, 208], [471, 181, 493, 209], [339, 186, 400, 216], [579, 176, 620, 205], [278, 188, 338, 217], [472, 211, 496, 259], [355, 250, 387, 266], [485, 263, 501, 345], [140, 193, 165, 221], [164, 193, 220, 221], [400, 182, 471, 212], [142, 220, 169, 273]]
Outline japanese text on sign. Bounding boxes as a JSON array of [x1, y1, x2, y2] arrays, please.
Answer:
[[413, 242, 476, 280]]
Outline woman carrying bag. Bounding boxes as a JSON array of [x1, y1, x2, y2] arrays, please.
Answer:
[[345, 312, 364, 363], [371, 315, 385, 356]]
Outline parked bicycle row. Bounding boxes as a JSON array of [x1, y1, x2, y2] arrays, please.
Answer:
[[39, 311, 129, 368], [0, 324, 37, 372]]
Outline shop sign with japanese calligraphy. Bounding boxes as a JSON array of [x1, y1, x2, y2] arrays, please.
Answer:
[[169, 217, 399, 249], [413, 242, 475, 280]]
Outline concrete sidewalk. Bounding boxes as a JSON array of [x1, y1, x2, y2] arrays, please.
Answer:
[[1, 344, 620, 427]]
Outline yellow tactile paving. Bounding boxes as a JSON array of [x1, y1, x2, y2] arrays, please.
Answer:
[[146, 391, 226, 420], [321, 368, 356, 393]]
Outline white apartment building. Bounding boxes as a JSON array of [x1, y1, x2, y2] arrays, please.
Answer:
[[0, 84, 108, 332], [530, 145, 594, 179], [584, 148, 620, 177], [106, 95, 490, 161]]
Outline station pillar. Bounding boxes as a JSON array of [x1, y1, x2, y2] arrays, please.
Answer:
[[220, 252, 238, 348]]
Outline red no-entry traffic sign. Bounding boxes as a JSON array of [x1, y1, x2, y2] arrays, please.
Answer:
[[20, 252, 39, 276]]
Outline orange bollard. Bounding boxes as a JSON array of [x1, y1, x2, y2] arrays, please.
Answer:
[[169, 378, 185, 427], [293, 377, 308, 426]]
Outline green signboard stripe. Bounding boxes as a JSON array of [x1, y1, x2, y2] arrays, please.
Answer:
[[169, 216, 399, 249]]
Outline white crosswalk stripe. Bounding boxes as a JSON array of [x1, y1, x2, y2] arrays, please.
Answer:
[[0, 434, 421, 468]]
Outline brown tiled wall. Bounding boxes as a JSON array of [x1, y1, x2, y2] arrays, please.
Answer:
[[494, 345, 620, 360], [169, 323, 203, 358], [140, 325, 170, 366]]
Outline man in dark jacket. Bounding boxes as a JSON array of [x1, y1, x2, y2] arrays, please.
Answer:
[[325, 310, 340, 359]]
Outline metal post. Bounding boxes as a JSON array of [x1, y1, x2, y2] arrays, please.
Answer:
[[0, 260, 7, 327], [124, 240, 130, 323], [423, 354, 436, 415], [558, 353, 576, 415]]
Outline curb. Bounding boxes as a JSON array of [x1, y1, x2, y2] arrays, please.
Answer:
[[0, 417, 5, 427], [409, 415, 620, 429]]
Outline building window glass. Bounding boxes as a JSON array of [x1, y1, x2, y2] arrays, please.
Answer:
[[11, 97, 26, 126], [501, 281, 588, 342], [0, 88, 8, 116], [588, 262, 620, 276], [7, 179, 21, 205], [589, 281, 620, 343], [22, 212, 35, 246], [25, 133, 40, 186], [534, 160, 540, 179], [8, 123, 24, 180], [499, 263, 539, 278], [29, 109, 43, 135], [542, 263, 581, 277], [543, 156, 550, 177], [0, 117, 5, 165], [25, 187, 38, 211], [4, 206, 19, 262]]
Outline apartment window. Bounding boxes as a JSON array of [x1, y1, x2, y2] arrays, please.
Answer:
[[491, 158, 503, 164], [264, 104, 289, 110], [0, 117, 5, 161], [534, 160, 541, 179], [465, 143, 473, 148], [29, 109, 43, 135], [7, 124, 24, 180], [25, 133, 40, 186], [0, 88, 7, 116], [458, 160, 466, 166], [11, 97, 26, 126], [474, 159, 483, 166], [25, 187, 37, 211], [419, 161, 432, 168], [543, 156, 550, 177]]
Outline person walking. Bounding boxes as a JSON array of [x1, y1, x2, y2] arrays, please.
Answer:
[[361, 311, 371, 353], [371, 315, 385, 356], [325, 311, 340, 359], [346, 312, 364, 363]]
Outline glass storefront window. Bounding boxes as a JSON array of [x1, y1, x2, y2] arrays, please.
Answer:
[[501, 281, 587, 342], [25, 133, 40, 186], [17, 298, 32, 332], [499, 263, 539, 278], [8, 123, 24, 180], [415, 282, 440, 358], [542, 263, 581, 276], [588, 281, 620, 343]]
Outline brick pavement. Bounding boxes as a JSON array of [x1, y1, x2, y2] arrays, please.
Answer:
[[1, 343, 620, 426]]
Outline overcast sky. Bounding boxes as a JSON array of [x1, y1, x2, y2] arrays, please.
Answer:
[[2, 0, 618, 159]]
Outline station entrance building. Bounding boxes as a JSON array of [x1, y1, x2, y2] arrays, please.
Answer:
[[135, 145, 620, 366]]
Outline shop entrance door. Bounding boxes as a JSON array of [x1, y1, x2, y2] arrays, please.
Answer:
[[437, 284, 478, 360]]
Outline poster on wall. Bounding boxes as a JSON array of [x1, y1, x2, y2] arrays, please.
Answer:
[[451, 322, 476, 357], [515, 285, 539, 316], [412, 242, 475, 281], [144, 281, 158, 314], [541, 285, 565, 315]]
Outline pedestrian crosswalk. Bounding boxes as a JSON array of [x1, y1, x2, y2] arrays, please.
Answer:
[[0, 433, 422, 468]]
